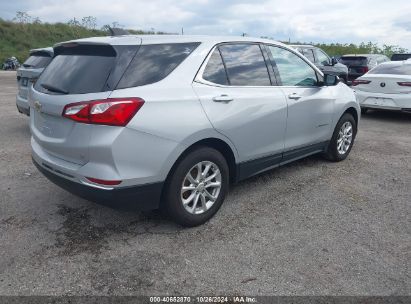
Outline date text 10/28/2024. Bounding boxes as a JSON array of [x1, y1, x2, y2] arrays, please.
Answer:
[[149, 296, 257, 303]]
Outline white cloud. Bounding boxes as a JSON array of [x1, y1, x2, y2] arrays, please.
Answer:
[[2, 0, 411, 49]]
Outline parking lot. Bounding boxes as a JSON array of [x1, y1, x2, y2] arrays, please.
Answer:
[[0, 70, 410, 295]]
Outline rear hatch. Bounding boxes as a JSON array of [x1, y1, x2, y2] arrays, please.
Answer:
[[355, 63, 411, 94], [340, 56, 369, 74], [354, 74, 411, 94], [31, 41, 141, 165]]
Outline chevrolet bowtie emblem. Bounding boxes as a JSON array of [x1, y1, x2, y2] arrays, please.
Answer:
[[34, 100, 42, 112]]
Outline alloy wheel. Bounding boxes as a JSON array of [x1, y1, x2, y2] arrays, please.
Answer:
[[180, 161, 222, 215]]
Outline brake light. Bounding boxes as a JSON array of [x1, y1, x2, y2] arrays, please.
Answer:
[[62, 98, 144, 126], [397, 82, 411, 87], [360, 67, 369, 73], [86, 177, 122, 186], [352, 79, 371, 86]]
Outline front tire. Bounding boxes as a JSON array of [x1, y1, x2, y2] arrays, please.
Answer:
[[324, 113, 357, 162], [163, 147, 229, 227], [361, 107, 368, 115]]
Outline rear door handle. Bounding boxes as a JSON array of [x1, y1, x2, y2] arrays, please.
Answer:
[[288, 93, 302, 100], [212, 95, 233, 102]]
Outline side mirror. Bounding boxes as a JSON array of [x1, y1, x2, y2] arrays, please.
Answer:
[[331, 57, 338, 66], [324, 74, 339, 86]]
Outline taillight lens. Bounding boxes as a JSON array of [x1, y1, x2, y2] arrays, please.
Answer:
[[397, 82, 411, 87], [360, 67, 369, 73], [352, 79, 371, 86], [86, 177, 122, 186], [62, 98, 144, 126]]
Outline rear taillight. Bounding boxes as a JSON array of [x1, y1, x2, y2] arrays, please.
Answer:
[[86, 177, 122, 186], [397, 82, 411, 87], [62, 98, 144, 126], [360, 67, 369, 73], [352, 79, 371, 86]]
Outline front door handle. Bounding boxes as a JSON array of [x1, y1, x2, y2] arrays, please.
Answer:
[[212, 95, 233, 102], [288, 93, 302, 100]]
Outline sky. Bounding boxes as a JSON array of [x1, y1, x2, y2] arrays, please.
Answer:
[[1, 0, 411, 50]]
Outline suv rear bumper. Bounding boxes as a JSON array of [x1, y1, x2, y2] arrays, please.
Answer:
[[16, 95, 30, 116], [33, 157, 163, 210]]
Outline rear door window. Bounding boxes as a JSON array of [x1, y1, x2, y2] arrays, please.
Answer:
[[202, 48, 229, 85], [117, 43, 200, 88], [218, 44, 271, 86], [268, 46, 318, 86]]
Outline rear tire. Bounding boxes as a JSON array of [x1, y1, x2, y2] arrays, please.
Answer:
[[163, 147, 229, 227], [324, 113, 357, 162]]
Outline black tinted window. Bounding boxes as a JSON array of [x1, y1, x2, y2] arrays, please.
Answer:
[[34, 45, 120, 94], [369, 63, 411, 75], [340, 57, 368, 66], [202, 48, 228, 85], [35, 57, 115, 94], [391, 54, 411, 61], [117, 43, 200, 88], [219, 44, 271, 86], [23, 54, 52, 69]]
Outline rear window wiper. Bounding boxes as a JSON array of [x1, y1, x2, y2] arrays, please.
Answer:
[[23, 64, 34, 68], [41, 83, 69, 94]]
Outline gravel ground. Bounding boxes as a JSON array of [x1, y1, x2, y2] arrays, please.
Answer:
[[0, 70, 410, 296]]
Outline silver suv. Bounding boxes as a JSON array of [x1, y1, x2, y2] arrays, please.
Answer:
[[17, 47, 53, 115], [30, 36, 360, 226]]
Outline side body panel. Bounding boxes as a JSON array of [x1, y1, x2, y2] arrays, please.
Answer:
[[192, 83, 288, 163]]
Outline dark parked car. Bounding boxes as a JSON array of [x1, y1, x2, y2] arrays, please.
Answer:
[[290, 45, 348, 83], [340, 54, 390, 81], [391, 53, 411, 61]]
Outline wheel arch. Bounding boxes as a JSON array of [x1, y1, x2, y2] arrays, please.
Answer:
[[165, 137, 238, 186], [342, 106, 359, 127]]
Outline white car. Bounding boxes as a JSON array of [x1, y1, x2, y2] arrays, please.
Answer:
[[353, 60, 411, 113]]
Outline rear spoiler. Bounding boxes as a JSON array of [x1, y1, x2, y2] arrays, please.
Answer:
[[29, 47, 54, 57]]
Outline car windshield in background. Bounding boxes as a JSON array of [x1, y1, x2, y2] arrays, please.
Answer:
[[369, 63, 411, 75], [340, 57, 368, 66], [117, 43, 200, 89], [391, 54, 411, 61], [23, 53, 52, 69]]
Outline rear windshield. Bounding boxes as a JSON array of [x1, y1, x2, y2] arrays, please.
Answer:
[[35, 43, 199, 95], [23, 53, 52, 69], [369, 64, 411, 75], [391, 54, 411, 61], [340, 56, 368, 66], [117, 43, 200, 89]]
